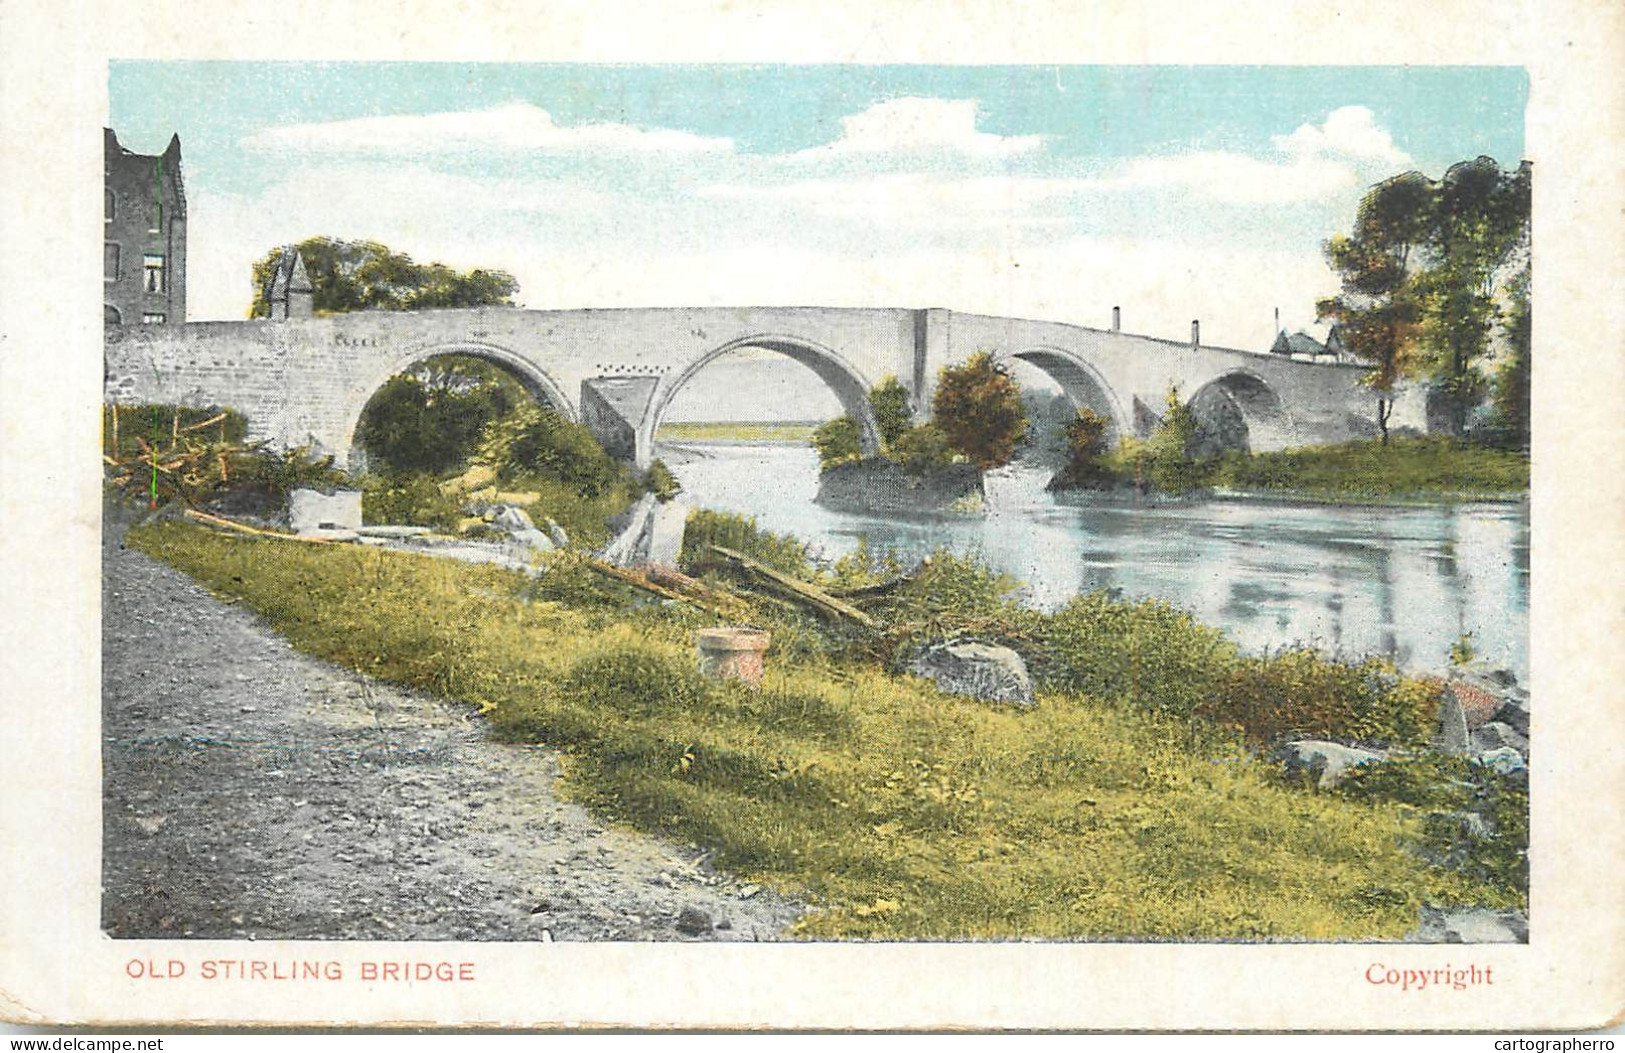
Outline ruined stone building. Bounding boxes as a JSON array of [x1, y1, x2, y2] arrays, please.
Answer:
[[104, 127, 186, 325]]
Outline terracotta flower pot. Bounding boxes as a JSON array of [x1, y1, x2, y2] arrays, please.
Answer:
[[694, 627, 772, 688]]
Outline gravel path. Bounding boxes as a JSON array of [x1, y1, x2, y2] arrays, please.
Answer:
[[100, 526, 806, 941]]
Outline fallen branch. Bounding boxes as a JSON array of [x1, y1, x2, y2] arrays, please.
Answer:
[[585, 559, 692, 603], [709, 545, 877, 628], [644, 564, 755, 618], [184, 508, 335, 544]]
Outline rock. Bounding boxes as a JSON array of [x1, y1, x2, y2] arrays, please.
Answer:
[[907, 640, 1035, 708], [1274, 740, 1386, 790], [1471, 721, 1528, 756], [288, 489, 362, 535], [490, 505, 552, 555], [599, 494, 656, 567], [1416, 905, 1527, 944], [1492, 695, 1530, 737], [1444, 676, 1504, 730], [1433, 688, 1471, 755], [438, 464, 497, 496], [543, 518, 570, 548], [674, 906, 712, 936], [1476, 746, 1527, 776], [640, 499, 688, 568], [815, 459, 984, 516]]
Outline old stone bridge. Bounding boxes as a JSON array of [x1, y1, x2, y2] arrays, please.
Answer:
[[104, 305, 1415, 469]]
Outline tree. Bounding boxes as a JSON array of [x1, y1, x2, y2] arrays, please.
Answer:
[[1048, 408, 1116, 490], [931, 352, 1028, 470], [1488, 266, 1531, 449], [355, 356, 526, 476], [1416, 158, 1530, 436], [867, 376, 913, 451], [1145, 386, 1212, 494], [1317, 171, 1434, 444], [248, 237, 519, 317]]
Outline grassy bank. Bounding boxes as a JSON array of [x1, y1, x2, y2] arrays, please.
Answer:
[[1216, 437, 1528, 501], [129, 521, 1520, 939], [656, 421, 818, 443]]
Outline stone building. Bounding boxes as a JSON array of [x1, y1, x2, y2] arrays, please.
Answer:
[[104, 127, 186, 325]]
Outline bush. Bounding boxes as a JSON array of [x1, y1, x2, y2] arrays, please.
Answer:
[[1049, 408, 1121, 490], [888, 423, 954, 476], [476, 405, 628, 498], [811, 416, 861, 472], [360, 473, 462, 531], [1028, 591, 1238, 719], [868, 375, 914, 450], [931, 352, 1028, 469], [644, 458, 682, 501], [1202, 650, 1441, 746], [680, 508, 815, 580]]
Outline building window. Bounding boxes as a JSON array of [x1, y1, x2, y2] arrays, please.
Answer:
[[104, 243, 120, 281], [104, 304, 122, 326], [150, 202, 161, 235], [105, 189, 115, 223], [142, 313, 165, 324], [143, 254, 165, 293]]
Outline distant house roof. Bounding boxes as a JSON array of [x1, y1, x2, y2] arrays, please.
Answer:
[[1270, 330, 1326, 356]]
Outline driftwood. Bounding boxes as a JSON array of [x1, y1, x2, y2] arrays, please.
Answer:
[[184, 509, 335, 544], [644, 564, 755, 618], [708, 545, 877, 628], [586, 559, 758, 620], [585, 559, 691, 603], [826, 575, 911, 600]]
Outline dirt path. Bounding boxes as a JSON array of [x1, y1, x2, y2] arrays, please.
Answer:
[[100, 527, 806, 941]]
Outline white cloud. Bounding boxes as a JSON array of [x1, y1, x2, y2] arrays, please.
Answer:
[[241, 101, 734, 156], [1102, 151, 1359, 204], [698, 173, 1080, 228], [790, 97, 1043, 160], [1273, 105, 1412, 166]]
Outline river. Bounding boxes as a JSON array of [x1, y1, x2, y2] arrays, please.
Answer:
[[658, 441, 1530, 682]]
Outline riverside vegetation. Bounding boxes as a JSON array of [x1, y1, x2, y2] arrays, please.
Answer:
[[128, 501, 1526, 940]]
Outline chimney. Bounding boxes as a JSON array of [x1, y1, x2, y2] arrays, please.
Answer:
[[1111, 306, 1121, 332], [1191, 320, 1200, 348], [1274, 306, 1280, 334]]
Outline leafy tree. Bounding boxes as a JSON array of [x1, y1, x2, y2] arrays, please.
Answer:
[[1145, 386, 1214, 494], [248, 236, 519, 317], [1317, 171, 1434, 444], [867, 376, 914, 451], [811, 416, 862, 471], [931, 352, 1029, 470], [1488, 267, 1531, 449], [1416, 158, 1531, 436], [355, 356, 525, 476]]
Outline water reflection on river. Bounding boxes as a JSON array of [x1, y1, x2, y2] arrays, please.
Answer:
[[659, 441, 1530, 681]]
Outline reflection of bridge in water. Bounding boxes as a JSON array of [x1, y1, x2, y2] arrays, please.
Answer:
[[105, 305, 1423, 469]]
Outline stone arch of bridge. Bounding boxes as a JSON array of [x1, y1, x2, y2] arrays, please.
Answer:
[[1187, 369, 1289, 454], [993, 346, 1131, 443], [338, 340, 578, 462], [638, 333, 884, 464]]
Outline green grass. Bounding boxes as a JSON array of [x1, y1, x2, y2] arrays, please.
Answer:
[[1217, 437, 1528, 501], [129, 522, 1519, 940], [656, 421, 819, 443]]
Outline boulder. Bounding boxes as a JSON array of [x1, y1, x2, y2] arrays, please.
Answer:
[[641, 499, 688, 568], [1492, 695, 1531, 737], [1444, 676, 1504, 730], [1274, 740, 1386, 790], [907, 640, 1035, 708], [598, 494, 657, 567], [1471, 720, 1528, 756], [1415, 905, 1527, 944], [287, 489, 362, 535], [674, 906, 713, 936], [1476, 746, 1527, 777], [543, 518, 570, 549], [489, 505, 555, 554], [1433, 688, 1471, 755]]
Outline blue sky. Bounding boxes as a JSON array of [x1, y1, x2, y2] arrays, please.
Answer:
[[110, 62, 1527, 352]]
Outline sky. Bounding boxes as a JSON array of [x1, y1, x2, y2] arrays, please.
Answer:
[[109, 63, 1527, 378]]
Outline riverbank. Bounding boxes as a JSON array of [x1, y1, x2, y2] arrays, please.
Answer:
[[101, 517, 805, 941], [127, 516, 1525, 941]]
